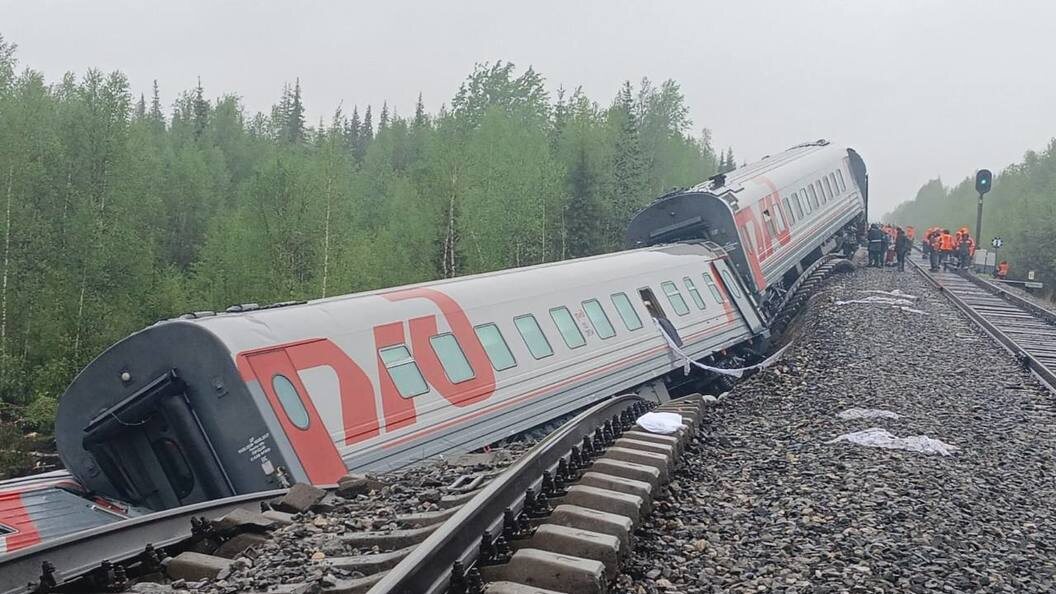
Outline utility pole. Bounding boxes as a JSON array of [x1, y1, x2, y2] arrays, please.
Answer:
[[975, 169, 992, 242]]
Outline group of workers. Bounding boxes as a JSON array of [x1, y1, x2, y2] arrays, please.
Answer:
[[921, 226, 976, 272], [866, 223, 914, 271], [862, 221, 1012, 279]]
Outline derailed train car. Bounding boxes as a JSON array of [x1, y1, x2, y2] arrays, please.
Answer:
[[54, 244, 764, 512], [627, 140, 868, 317], [1, 139, 866, 552]]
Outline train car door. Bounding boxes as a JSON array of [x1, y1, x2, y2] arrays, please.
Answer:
[[81, 371, 234, 510], [241, 348, 349, 485], [712, 261, 766, 334]]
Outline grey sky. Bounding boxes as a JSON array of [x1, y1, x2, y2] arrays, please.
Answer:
[[3, 0, 1053, 216]]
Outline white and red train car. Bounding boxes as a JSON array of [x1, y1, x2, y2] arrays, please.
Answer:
[[627, 140, 868, 315], [0, 139, 866, 552], [53, 243, 764, 512]]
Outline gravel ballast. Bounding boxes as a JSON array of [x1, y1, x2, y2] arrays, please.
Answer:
[[619, 263, 1056, 594]]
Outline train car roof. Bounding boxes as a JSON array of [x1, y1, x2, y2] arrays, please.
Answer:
[[687, 140, 852, 208], [159, 241, 725, 339]]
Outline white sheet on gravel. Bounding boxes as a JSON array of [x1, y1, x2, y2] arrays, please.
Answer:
[[837, 408, 900, 420], [835, 296, 916, 307], [861, 289, 920, 300], [830, 427, 959, 456], [636, 412, 684, 434]]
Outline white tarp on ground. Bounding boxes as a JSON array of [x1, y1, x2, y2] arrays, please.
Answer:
[[830, 427, 959, 456], [835, 295, 916, 307], [862, 289, 920, 300], [837, 408, 900, 420], [636, 412, 684, 434]]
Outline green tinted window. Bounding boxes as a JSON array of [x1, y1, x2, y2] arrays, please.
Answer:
[[610, 292, 643, 331], [661, 281, 690, 316], [582, 299, 615, 339], [429, 333, 475, 383], [514, 315, 554, 359], [683, 277, 706, 309], [702, 273, 725, 303], [550, 307, 586, 348], [379, 345, 429, 397], [272, 374, 309, 430], [474, 323, 516, 371]]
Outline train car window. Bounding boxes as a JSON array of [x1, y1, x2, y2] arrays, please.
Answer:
[[610, 292, 643, 331], [836, 170, 846, 192], [429, 333, 476, 383], [514, 315, 554, 359], [719, 270, 744, 298], [762, 210, 778, 237], [582, 299, 616, 339], [815, 181, 826, 204], [549, 307, 586, 349], [271, 374, 311, 428], [807, 185, 819, 209], [702, 272, 725, 303], [823, 176, 833, 200], [782, 197, 795, 225], [660, 281, 691, 316], [474, 323, 517, 371], [379, 346, 430, 398], [792, 193, 805, 219], [683, 277, 707, 309], [800, 188, 812, 213]]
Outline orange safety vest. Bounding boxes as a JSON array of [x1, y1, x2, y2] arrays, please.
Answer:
[[906, 227, 916, 239], [997, 262, 1009, 276], [939, 233, 955, 251]]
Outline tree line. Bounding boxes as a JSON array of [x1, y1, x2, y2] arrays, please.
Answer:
[[0, 35, 722, 435], [887, 138, 1056, 287]]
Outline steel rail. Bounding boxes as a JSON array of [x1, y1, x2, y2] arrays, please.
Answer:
[[367, 394, 646, 594], [908, 253, 1056, 391], [0, 489, 286, 594]]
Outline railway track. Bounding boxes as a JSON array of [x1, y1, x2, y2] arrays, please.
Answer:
[[909, 253, 1056, 390], [1, 394, 706, 594]]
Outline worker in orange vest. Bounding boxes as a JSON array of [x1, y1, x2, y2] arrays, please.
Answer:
[[996, 260, 1009, 279], [938, 229, 955, 271], [929, 229, 943, 271]]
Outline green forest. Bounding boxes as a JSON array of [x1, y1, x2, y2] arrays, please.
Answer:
[[0, 34, 725, 455], [887, 139, 1056, 286]]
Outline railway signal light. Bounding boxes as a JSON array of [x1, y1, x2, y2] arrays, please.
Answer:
[[974, 168, 992, 250], [976, 169, 993, 195]]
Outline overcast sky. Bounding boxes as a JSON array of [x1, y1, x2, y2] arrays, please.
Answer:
[[3, 0, 1053, 216]]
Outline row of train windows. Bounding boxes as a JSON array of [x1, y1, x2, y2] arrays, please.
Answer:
[[375, 273, 732, 399], [761, 169, 848, 237]]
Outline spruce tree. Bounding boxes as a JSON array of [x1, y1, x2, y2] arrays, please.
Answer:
[[148, 80, 165, 132], [413, 93, 426, 129], [378, 101, 389, 132], [287, 78, 306, 144], [361, 105, 374, 144], [346, 106, 361, 154], [192, 77, 209, 139], [609, 81, 646, 245], [135, 93, 146, 120]]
